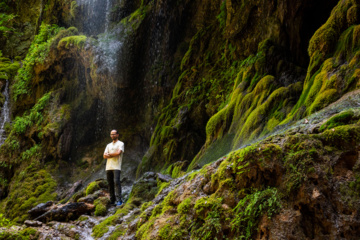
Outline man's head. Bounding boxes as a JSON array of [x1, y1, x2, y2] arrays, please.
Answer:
[[110, 129, 119, 141]]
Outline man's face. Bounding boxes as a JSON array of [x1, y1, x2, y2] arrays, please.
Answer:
[[110, 131, 119, 140]]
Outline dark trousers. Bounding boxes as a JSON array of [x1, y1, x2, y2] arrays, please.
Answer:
[[106, 170, 122, 203]]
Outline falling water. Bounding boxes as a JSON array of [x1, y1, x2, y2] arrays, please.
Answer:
[[76, 0, 112, 35], [76, 0, 125, 139], [0, 79, 10, 146], [104, 0, 111, 32]]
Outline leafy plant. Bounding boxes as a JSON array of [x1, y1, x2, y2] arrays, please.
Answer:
[[231, 188, 281, 239], [13, 92, 51, 134], [0, 12, 15, 38], [12, 24, 62, 100]]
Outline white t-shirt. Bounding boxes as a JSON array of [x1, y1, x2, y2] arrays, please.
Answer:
[[104, 140, 124, 170]]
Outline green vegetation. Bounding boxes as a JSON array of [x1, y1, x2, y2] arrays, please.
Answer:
[[85, 181, 100, 196], [92, 201, 137, 238], [58, 35, 87, 49], [13, 92, 52, 134], [177, 197, 193, 214], [290, 0, 360, 119], [0, 213, 12, 227], [340, 173, 360, 207], [0, 54, 20, 80], [190, 196, 226, 240], [0, 2, 15, 38], [231, 188, 281, 239], [319, 110, 358, 131], [121, 3, 150, 32], [216, 1, 227, 31], [12, 24, 62, 100], [94, 197, 110, 216], [4, 163, 57, 222], [0, 227, 39, 240]]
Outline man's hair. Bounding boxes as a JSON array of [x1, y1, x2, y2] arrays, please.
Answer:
[[111, 129, 119, 134]]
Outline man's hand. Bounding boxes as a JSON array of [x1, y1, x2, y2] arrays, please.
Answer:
[[104, 150, 123, 159]]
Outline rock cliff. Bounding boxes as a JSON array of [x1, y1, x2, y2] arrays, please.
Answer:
[[0, 0, 359, 239]]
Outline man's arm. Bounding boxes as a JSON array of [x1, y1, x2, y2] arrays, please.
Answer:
[[106, 149, 123, 158], [103, 145, 110, 159]]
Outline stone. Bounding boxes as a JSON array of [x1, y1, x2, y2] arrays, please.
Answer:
[[28, 201, 54, 219], [24, 220, 43, 227], [156, 173, 172, 182]]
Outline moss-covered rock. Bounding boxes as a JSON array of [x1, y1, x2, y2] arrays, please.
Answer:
[[94, 197, 110, 216]]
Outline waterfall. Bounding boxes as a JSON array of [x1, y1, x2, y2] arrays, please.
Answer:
[[104, 0, 111, 32], [76, 0, 113, 35], [0, 79, 10, 146]]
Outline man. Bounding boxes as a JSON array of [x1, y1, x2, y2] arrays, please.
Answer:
[[103, 129, 125, 206]]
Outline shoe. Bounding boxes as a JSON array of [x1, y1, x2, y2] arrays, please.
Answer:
[[116, 200, 123, 206]]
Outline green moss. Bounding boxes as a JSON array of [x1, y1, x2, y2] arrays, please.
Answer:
[[308, 88, 338, 114], [94, 197, 109, 216], [85, 181, 100, 196], [289, 0, 360, 120], [58, 35, 87, 49], [0, 213, 12, 227], [136, 217, 156, 240], [0, 58, 20, 79], [4, 164, 57, 222], [339, 173, 360, 207], [121, 4, 150, 32], [190, 196, 228, 240], [283, 136, 323, 193], [158, 223, 172, 239], [177, 197, 193, 214], [70, 1, 78, 18], [321, 124, 360, 149], [158, 219, 188, 240], [156, 182, 170, 197], [0, 227, 39, 240], [319, 110, 357, 131], [140, 201, 153, 211], [92, 201, 136, 238], [78, 215, 89, 221], [108, 227, 126, 240]]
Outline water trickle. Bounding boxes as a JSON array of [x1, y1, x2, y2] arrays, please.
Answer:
[[76, 0, 113, 35], [0, 79, 10, 146], [104, 0, 111, 32]]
